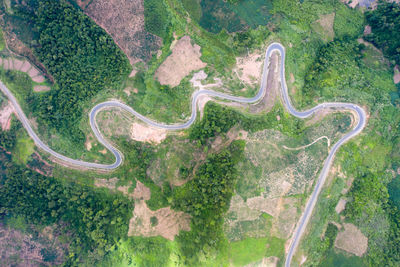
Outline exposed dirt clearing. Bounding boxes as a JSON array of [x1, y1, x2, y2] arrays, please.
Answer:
[[313, 13, 335, 42], [75, 0, 91, 9], [235, 51, 264, 85], [0, 223, 66, 266], [364, 25, 372, 35], [131, 122, 167, 144], [96, 108, 134, 138], [12, 58, 23, 70], [85, 0, 161, 65], [94, 177, 119, 190], [271, 198, 299, 239], [33, 85, 50, 92], [247, 196, 280, 217], [155, 36, 206, 87], [131, 181, 151, 201], [335, 223, 368, 256], [245, 256, 279, 267], [249, 52, 278, 113], [0, 102, 14, 130], [394, 65, 400, 84], [1, 56, 46, 84], [290, 73, 295, 83], [335, 198, 347, 214], [228, 195, 262, 221], [128, 200, 191, 240], [20, 60, 31, 72]]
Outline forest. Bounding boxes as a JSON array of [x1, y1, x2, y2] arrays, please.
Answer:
[[173, 140, 245, 264], [0, 120, 132, 264], [365, 1, 400, 66], [16, 0, 131, 143]]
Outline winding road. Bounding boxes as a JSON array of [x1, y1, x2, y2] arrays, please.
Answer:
[[0, 42, 367, 266]]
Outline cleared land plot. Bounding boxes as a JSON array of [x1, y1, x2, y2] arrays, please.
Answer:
[[235, 51, 264, 86], [312, 13, 335, 42], [335, 223, 368, 257], [0, 101, 14, 130], [155, 36, 206, 87], [0, 222, 67, 266], [128, 200, 191, 241], [224, 112, 352, 254], [0, 56, 46, 84], [84, 0, 161, 65]]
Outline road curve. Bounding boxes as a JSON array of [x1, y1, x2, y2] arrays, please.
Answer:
[[0, 42, 366, 265]]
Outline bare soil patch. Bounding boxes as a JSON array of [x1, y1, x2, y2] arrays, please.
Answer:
[[249, 52, 278, 113], [335, 223, 368, 256], [0, 223, 67, 266], [85, 0, 161, 65], [128, 200, 191, 240], [96, 108, 134, 138], [94, 177, 119, 190], [335, 198, 347, 214], [131, 181, 151, 201], [1, 56, 47, 85], [0, 102, 14, 130], [235, 51, 264, 86], [75, 0, 91, 9], [247, 196, 280, 217], [131, 122, 167, 144], [155, 36, 207, 87], [313, 13, 335, 42], [246, 256, 279, 267], [33, 85, 50, 92], [394, 65, 400, 84]]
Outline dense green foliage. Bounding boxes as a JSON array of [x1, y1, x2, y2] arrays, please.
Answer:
[[173, 141, 245, 263], [303, 39, 365, 104], [190, 102, 304, 144], [144, 0, 171, 39], [117, 140, 169, 210], [0, 117, 20, 151], [0, 123, 132, 263], [366, 1, 400, 65], [18, 0, 131, 143], [197, 0, 272, 33]]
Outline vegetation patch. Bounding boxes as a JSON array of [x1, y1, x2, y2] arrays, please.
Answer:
[[13, 132, 34, 165], [15, 0, 131, 144], [197, 0, 273, 33], [228, 237, 284, 266], [365, 1, 400, 66]]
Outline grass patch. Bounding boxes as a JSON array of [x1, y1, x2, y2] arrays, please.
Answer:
[[198, 0, 273, 33], [229, 237, 284, 266], [12, 130, 34, 165], [181, 0, 202, 22], [0, 29, 5, 51]]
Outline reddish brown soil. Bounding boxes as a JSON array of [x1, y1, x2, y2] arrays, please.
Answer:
[[84, 0, 161, 65]]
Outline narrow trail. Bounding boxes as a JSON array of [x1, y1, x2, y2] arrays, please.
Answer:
[[0, 42, 367, 266], [283, 136, 330, 151]]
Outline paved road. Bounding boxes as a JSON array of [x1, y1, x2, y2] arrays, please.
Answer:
[[0, 42, 366, 265]]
